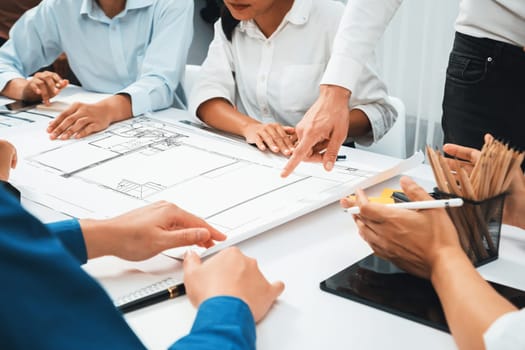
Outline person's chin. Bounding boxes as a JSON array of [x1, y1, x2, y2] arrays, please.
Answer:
[[227, 5, 252, 19]]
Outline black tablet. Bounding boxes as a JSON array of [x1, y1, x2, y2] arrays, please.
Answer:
[[320, 254, 525, 332]]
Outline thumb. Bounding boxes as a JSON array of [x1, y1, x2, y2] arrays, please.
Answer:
[[400, 176, 433, 201], [167, 228, 211, 248], [283, 126, 296, 134], [270, 280, 285, 298], [11, 150, 17, 169], [322, 137, 342, 171], [183, 250, 202, 276]]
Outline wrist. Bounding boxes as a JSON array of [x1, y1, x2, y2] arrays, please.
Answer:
[[430, 247, 470, 287], [2, 78, 28, 100], [99, 94, 132, 123], [0, 169, 9, 181], [240, 119, 261, 138], [347, 108, 371, 137], [319, 84, 352, 102], [79, 218, 115, 259]]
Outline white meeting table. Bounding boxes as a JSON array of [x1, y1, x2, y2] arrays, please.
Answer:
[[18, 109, 525, 350]]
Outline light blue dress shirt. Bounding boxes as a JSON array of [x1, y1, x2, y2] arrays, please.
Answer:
[[0, 0, 193, 115]]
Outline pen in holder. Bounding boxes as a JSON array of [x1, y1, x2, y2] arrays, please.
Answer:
[[433, 190, 506, 266]]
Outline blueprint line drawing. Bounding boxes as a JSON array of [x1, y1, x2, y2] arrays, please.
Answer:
[[26, 116, 376, 212], [0, 111, 52, 128], [14, 115, 424, 257]]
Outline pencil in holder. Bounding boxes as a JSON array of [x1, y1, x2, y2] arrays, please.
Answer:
[[433, 190, 507, 267]]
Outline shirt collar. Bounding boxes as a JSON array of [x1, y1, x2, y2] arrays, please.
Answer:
[[239, 0, 312, 36], [285, 0, 311, 25], [80, 0, 154, 19]]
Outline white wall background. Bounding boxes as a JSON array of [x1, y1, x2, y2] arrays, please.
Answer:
[[188, 0, 461, 155]]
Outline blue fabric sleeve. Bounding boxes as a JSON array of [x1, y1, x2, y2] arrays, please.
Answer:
[[0, 189, 146, 350], [0, 180, 20, 201], [171, 296, 256, 350], [45, 219, 87, 264], [0, 188, 255, 349]]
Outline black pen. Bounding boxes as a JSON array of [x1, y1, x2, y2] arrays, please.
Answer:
[[114, 278, 186, 314], [336, 154, 347, 161]]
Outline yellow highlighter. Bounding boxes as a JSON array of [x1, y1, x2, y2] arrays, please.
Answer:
[[345, 188, 399, 204]]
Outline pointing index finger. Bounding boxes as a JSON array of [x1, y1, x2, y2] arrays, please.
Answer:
[[281, 138, 314, 177]]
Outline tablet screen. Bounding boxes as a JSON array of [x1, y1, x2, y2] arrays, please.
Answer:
[[320, 254, 525, 332]]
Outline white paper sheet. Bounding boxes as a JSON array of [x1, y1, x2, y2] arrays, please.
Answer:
[[8, 115, 423, 257]]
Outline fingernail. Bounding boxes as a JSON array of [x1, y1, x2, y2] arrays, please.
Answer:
[[325, 161, 334, 171]]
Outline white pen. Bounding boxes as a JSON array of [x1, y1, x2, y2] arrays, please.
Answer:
[[345, 198, 464, 215]]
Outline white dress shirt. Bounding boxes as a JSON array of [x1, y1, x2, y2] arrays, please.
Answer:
[[484, 309, 525, 349], [190, 0, 396, 145], [456, 0, 525, 48], [322, 0, 525, 93], [0, 0, 193, 115]]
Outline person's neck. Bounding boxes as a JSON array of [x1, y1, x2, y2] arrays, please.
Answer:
[[96, 0, 126, 18], [254, 0, 294, 38]]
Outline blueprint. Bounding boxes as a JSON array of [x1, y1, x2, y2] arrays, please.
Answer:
[[0, 111, 53, 128], [7, 114, 423, 257]]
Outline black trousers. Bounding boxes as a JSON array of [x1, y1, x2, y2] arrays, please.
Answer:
[[442, 32, 525, 165]]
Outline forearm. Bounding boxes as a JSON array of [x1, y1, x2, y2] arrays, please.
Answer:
[[1, 78, 28, 100], [197, 98, 260, 138], [347, 109, 372, 137], [431, 248, 517, 350], [79, 218, 127, 260]]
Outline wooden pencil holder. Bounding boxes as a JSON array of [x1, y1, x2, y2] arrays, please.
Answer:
[[433, 190, 507, 267]]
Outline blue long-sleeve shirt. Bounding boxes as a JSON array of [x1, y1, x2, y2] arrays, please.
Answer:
[[0, 0, 193, 113], [0, 188, 255, 349]]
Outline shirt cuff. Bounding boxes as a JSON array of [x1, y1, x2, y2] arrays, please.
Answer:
[[0, 71, 24, 92], [484, 309, 525, 350], [172, 296, 256, 350], [189, 85, 234, 121], [352, 102, 395, 146], [119, 84, 153, 117], [0, 180, 20, 201], [45, 219, 87, 264], [320, 54, 366, 94]]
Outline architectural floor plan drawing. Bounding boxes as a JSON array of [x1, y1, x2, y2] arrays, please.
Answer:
[[12, 115, 422, 256], [0, 111, 52, 128]]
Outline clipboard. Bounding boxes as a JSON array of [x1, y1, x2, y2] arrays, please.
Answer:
[[320, 254, 525, 332]]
